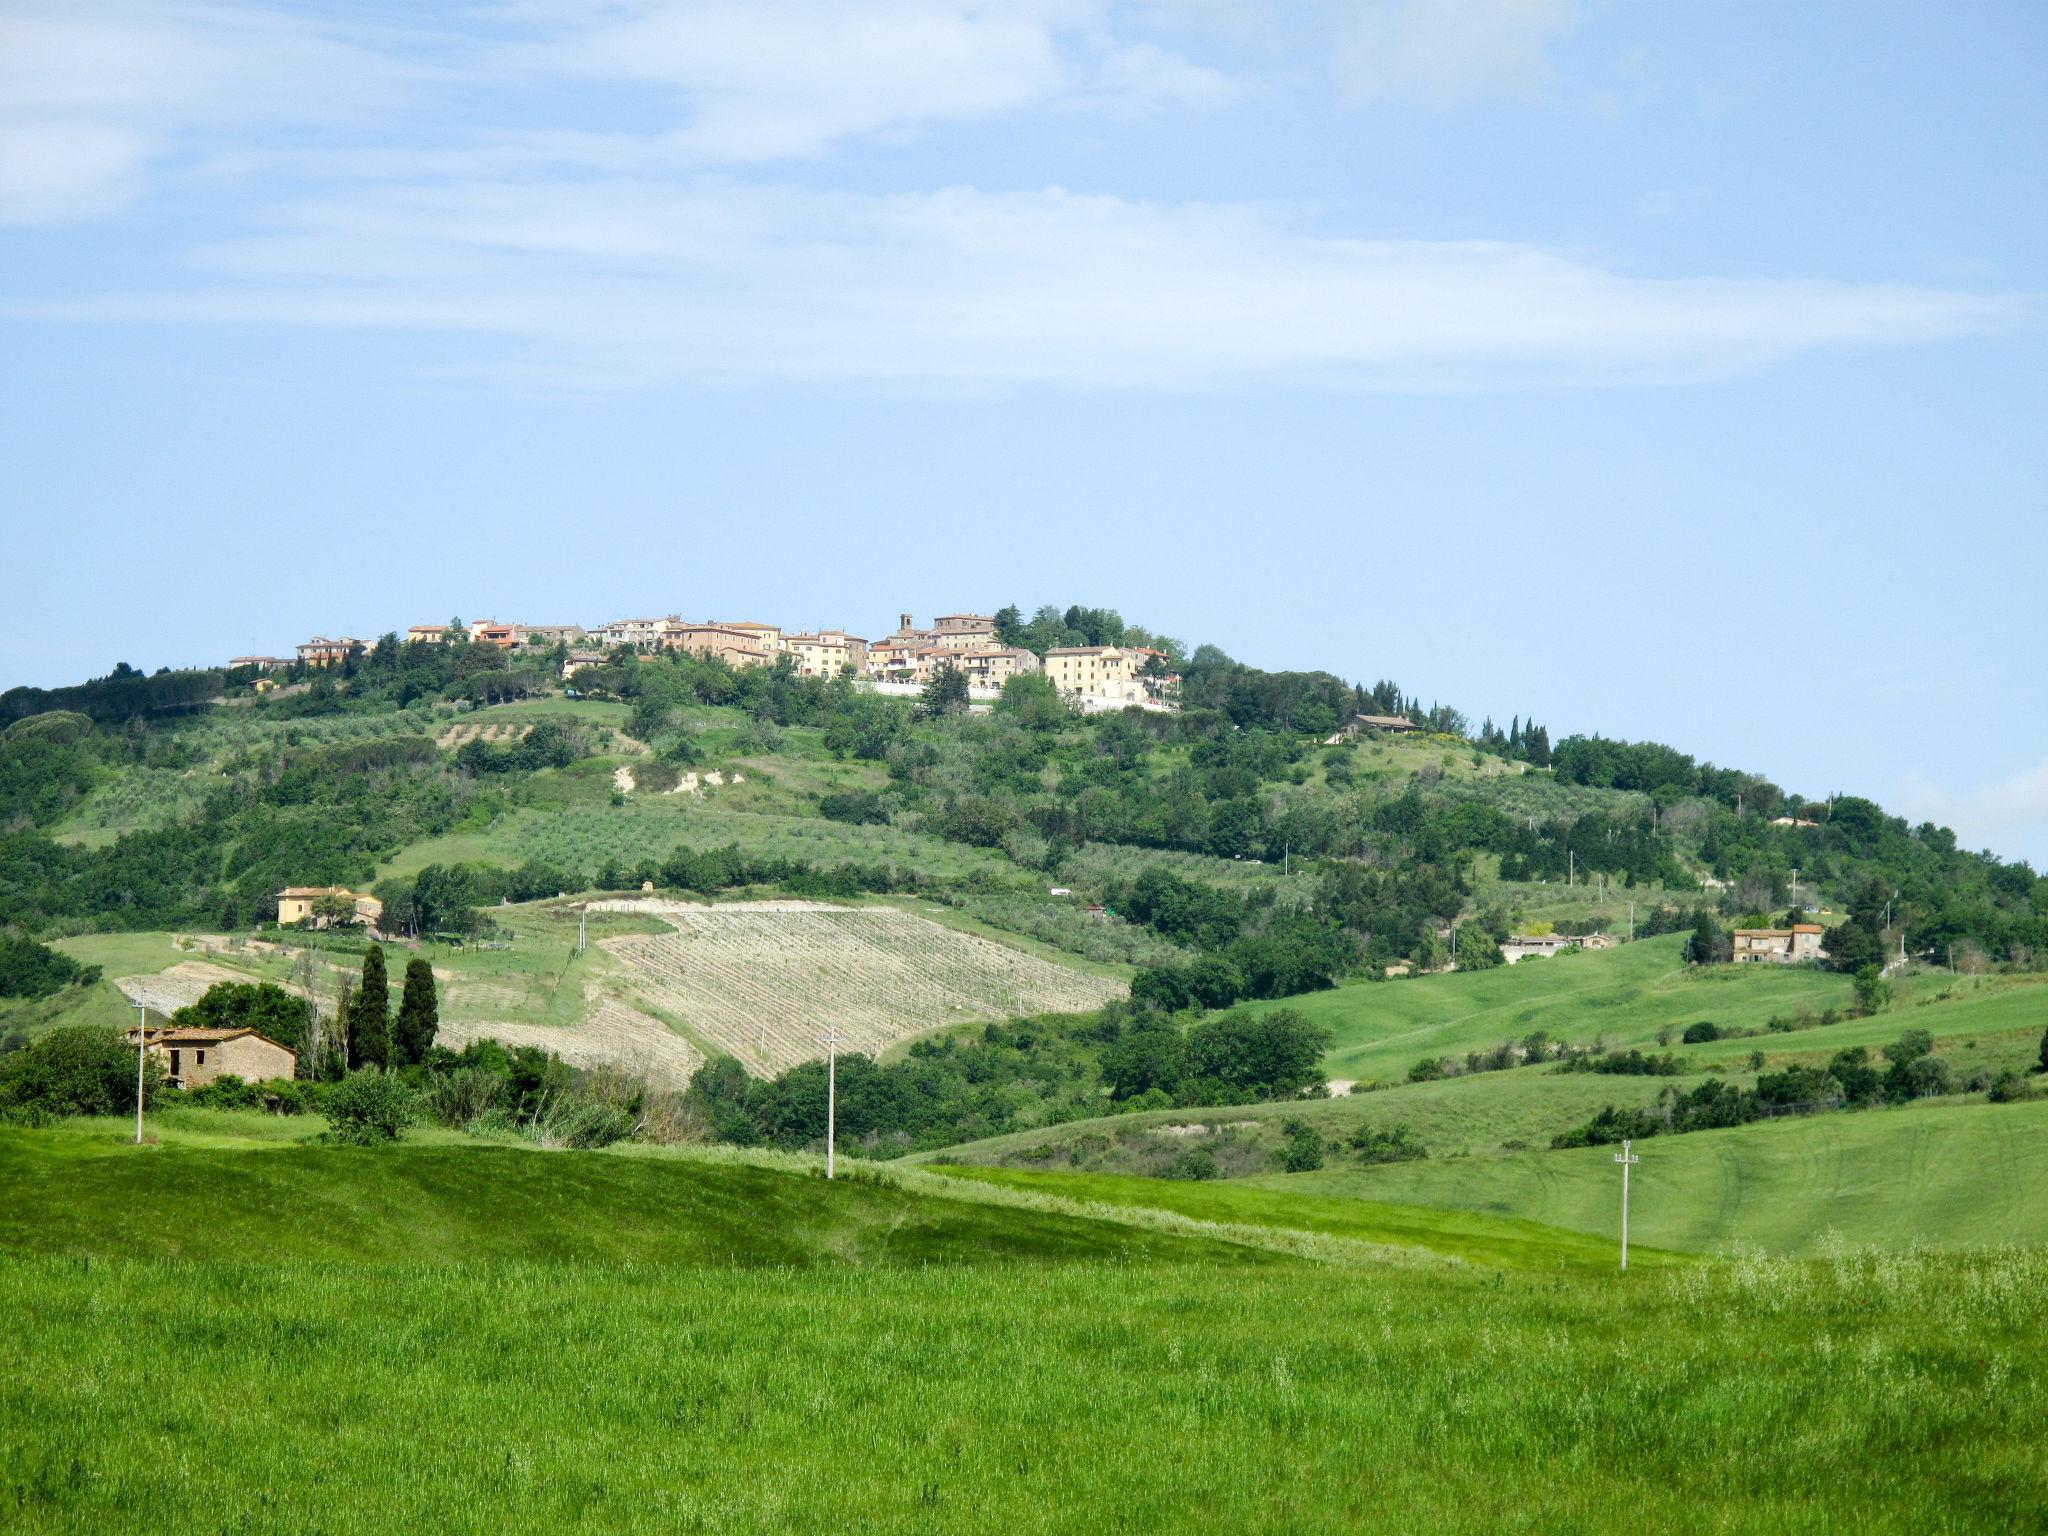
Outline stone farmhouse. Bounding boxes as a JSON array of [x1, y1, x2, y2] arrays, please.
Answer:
[[127, 1024, 296, 1088], [1732, 925, 1826, 964]]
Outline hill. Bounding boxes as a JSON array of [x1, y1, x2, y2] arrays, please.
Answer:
[[0, 1119, 1276, 1269], [1260, 1096, 2048, 1256]]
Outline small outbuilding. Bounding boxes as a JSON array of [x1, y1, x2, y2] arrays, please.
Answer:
[[125, 1026, 297, 1087]]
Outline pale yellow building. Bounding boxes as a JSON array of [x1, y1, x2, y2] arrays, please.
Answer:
[[783, 629, 869, 678], [1043, 645, 1149, 702], [276, 886, 383, 929]]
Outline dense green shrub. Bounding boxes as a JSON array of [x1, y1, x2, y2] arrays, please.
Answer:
[[0, 1026, 160, 1119], [321, 1068, 417, 1144], [1278, 1118, 1324, 1172]]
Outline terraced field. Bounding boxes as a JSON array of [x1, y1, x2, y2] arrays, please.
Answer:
[[596, 899, 1125, 1074]]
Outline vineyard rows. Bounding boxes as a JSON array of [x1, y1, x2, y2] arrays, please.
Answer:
[[596, 900, 1123, 1075]]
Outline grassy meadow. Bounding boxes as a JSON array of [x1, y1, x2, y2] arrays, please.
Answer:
[[1262, 1096, 2048, 1256], [2, 1143, 2042, 1533]]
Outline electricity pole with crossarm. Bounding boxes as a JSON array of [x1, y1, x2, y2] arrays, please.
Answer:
[[1615, 1138, 1640, 1270]]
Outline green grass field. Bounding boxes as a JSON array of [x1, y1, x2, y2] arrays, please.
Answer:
[[2, 1120, 2041, 1532], [1265, 1096, 2048, 1255], [928, 1163, 1673, 1271]]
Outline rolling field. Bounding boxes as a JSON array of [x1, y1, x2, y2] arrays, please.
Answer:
[[598, 899, 1125, 1073], [916, 1066, 1695, 1172], [2, 1121, 2041, 1534], [927, 1164, 1672, 1271], [1262, 1096, 2048, 1255], [1241, 932, 2046, 1085]]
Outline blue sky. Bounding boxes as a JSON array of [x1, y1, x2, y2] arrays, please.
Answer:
[[2, 1, 2044, 863]]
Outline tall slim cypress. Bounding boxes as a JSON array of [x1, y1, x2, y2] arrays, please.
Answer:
[[394, 956, 439, 1066], [351, 944, 392, 1070]]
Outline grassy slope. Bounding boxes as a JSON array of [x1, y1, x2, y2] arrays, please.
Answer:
[[0, 1124, 1273, 1269], [6, 1243, 2042, 1533], [1248, 933, 1852, 1083], [928, 1164, 1673, 1272], [1260, 1096, 2048, 1256], [913, 1067, 1693, 1170]]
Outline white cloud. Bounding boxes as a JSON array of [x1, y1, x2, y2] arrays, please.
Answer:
[[1338, 0, 1582, 104], [33, 179, 2021, 390], [0, 2, 426, 225], [1896, 759, 2048, 868]]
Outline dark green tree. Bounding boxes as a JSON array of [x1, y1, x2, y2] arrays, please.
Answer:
[[1852, 964, 1891, 1018], [1685, 910, 1727, 965], [393, 956, 439, 1066], [349, 945, 391, 1070], [919, 662, 970, 718], [2037, 1020, 2048, 1076], [172, 981, 308, 1051]]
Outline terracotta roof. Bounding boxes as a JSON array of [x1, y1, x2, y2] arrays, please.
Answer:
[[277, 885, 346, 898]]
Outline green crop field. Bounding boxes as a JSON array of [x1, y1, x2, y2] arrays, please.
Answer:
[[1264, 1096, 2048, 1257], [2, 1123, 2043, 1533]]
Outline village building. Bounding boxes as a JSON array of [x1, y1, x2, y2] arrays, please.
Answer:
[[467, 619, 526, 648], [783, 629, 869, 678], [227, 655, 291, 673], [561, 649, 608, 679], [407, 624, 455, 644], [664, 624, 775, 668], [126, 1024, 296, 1088], [950, 646, 1042, 688], [1732, 925, 1827, 965], [870, 612, 997, 665], [1048, 643, 1179, 704], [518, 624, 586, 648], [707, 621, 783, 652], [1499, 933, 1615, 963], [588, 616, 676, 649], [295, 636, 361, 667], [1341, 713, 1420, 738], [276, 886, 383, 929]]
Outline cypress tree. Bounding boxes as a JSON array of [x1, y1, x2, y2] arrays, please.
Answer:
[[394, 956, 439, 1066], [351, 945, 391, 1069], [2037, 1020, 2047, 1076]]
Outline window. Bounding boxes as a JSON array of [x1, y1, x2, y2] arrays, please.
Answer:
[[170, 1049, 182, 1075], [196, 1050, 206, 1065]]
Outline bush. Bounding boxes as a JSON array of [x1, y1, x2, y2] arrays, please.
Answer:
[[0, 1025, 160, 1119], [1278, 1118, 1324, 1173], [321, 1068, 417, 1144], [186, 1074, 262, 1110], [1682, 1021, 1722, 1044], [1165, 1145, 1218, 1181], [521, 1097, 636, 1150], [1987, 1070, 2032, 1104], [1348, 1121, 1428, 1164]]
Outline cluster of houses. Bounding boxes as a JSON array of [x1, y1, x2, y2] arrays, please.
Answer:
[[236, 609, 1181, 710]]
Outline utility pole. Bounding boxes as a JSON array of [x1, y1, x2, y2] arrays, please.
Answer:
[[1628, 899, 1635, 943], [133, 1001, 150, 1145], [1569, 848, 1575, 889], [820, 1025, 843, 1179], [1614, 1139, 1640, 1270], [577, 907, 587, 956]]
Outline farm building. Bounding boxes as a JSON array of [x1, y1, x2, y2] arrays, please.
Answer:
[[277, 886, 383, 929], [126, 1025, 296, 1087], [1732, 925, 1826, 964]]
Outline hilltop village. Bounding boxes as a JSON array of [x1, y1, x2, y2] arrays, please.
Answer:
[[233, 609, 1182, 713]]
